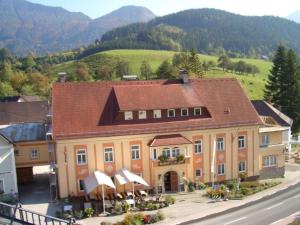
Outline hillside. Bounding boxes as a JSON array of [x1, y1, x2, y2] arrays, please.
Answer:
[[51, 49, 272, 99], [0, 0, 155, 55], [287, 11, 300, 23], [88, 8, 300, 57]]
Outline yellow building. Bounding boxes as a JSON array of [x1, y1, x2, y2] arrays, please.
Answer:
[[51, 78, 291, 198]]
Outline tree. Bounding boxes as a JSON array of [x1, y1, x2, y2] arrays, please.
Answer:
[[23, 54, 36, 71], [10, 71, 27, 93], [264, 45, 286, 105], [0, 61, 13, 82], [96, 65, 114, 81], [218, 55, 230, 71], [140, 60, 152, 80], [75, 62, 92, 81], [0, 48, 10, 64], [0, 82, 17, 97], [156, 60, 177, 79], [115, 60, 130, 78]]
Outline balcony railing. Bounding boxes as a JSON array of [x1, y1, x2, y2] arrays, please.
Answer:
[[158, 159, 186, 166]]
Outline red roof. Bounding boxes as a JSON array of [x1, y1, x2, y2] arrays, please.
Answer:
[[52, 78, 263, 140], [149, 134, 192, 147]]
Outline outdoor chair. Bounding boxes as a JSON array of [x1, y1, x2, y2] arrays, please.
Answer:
[[126, 192, 134, 199]]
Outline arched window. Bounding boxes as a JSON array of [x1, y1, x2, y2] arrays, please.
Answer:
[[172, 147, 180, 158]]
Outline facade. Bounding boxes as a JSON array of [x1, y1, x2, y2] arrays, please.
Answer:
[[51, 78, 289, 198], [0, 133, 18, 196]]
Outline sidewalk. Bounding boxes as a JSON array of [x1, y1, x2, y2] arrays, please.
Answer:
[[78, 164, 300, 225]]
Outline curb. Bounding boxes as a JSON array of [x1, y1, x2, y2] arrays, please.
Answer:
[[176, 180, 300, 225]]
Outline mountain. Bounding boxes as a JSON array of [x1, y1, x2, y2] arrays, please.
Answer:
[[0, 0, 156, 56], [91, 8, 300, 57], [287, 11, 300, 23]]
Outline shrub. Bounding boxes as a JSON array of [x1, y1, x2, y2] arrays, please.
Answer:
[[164, 195, 175, 204], [122, 202, 130, 213], [206, 188, 225, 198], [150, 214, 160, 223], [113, 202, 123, 215], [157, 210, 165, 220], [123, 214, 134, 225], [143, 215, 152, 224], [240, 188, 250, 196], [188, 182, 195, 192], [239, 181, 260, 189], [158, 155, 168, 162], [176, 154, 185, 162], [225, 180, 238, 191], [84, 207, 94, 218], [74, 210, 84, 219], [101, 222, 113, 225], [134, 213, 145, 222], [197, 182, 207, 190]]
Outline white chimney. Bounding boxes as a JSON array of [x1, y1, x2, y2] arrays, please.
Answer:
[[58, 72, 66, 83]]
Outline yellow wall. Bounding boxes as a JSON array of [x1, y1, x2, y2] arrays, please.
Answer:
[[56, 125, 262, 198], [15, 141, 49, 168], [259, 131, 282, 146]]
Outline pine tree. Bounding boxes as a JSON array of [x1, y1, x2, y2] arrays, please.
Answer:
[[264, 45, 286, 106], [140, 60, 152, 80]]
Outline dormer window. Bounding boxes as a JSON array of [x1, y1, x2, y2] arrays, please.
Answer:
[[181, 108, 188, 117], [139, 110, 147, 119], [124, 111, 133, 120], [194, 108, 202, 116], [168, 109, 175, 118], [153, 110, 161, 118]]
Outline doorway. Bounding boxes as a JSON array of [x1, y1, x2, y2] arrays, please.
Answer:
[[164, 171, 178, 192]]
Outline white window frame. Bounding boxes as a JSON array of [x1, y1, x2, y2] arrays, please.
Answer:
[[194, 108, 202, 116], [162, 148, 171, 158], [124, 111, 133, 120], [238, 135, 246, 149], [172, 147, 180, 158], [195, 168, 202, 177], [131, 145, 141, 160], [78, 179, 85, 192], [0, 179, 5, 194], [152, 148, 157, 160], [167, 109, 175, 118], [138, 110, 147, 119], [181, 108, 189, 117], [31, 148, 39, 159], [194, 140, 202, 154], [104, 147, 114, 162], [238, 161, 246, 172], [263, 155, 277, 167], [76, 149, 87, 165], [218, 164, 225, 175], [217, 137, 225, 151], [153, 110, 161, 119], [262, 135, 269, 146]]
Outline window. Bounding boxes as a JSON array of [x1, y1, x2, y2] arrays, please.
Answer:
[[78, 179, 85, 192], [0, 180, 4, 194], [262, 135, 269, 146], [172, 147, 180, 158], [194, 108, 202, 116], [76, 149, 87, 165], [138, 111, 147, 119], [124, 111, 133, 120], [238, 136, 246, 149], [263, 155, 277, 167], [238, 161, 246, 172], [181, 108, 188, 117], [167, 109, 175, 118], [162, 148, 171, 158], [104, 147, 114, 162], [194, 140, 202, 154], [31, 149, 39, 159], [153, 148, 157, 160], [153, 110, 161, 119], [217, 137, 225, 151], [195, 169, 202, 177], [131, 145, 140, 160], [218, 164, 225, 175]]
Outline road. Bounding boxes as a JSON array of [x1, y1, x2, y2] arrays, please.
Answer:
[[184, 181, 300, 225]]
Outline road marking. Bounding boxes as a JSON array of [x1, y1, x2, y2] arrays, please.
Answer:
[[292, 194, 300, 199], [271, 219, 284, 224], [223, 217, 247, 225], [266, 202, 283, 210]]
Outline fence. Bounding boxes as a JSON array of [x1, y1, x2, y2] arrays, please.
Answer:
[[0, 202, 75, 225]]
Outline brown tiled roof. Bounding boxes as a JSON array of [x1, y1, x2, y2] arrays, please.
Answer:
[[0, 101, 48, 125], [149, 134, 192, 147], [52, 78, 263, 140], [251, 100, 292, 127]]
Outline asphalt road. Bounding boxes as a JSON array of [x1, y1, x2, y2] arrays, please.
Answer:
[[185, 181, 300, 225]]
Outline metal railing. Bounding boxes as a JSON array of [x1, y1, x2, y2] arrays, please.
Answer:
[[0, 202, 75, 225]]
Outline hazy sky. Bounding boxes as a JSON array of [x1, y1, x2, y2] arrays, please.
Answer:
[[28, 0, 300, 19]]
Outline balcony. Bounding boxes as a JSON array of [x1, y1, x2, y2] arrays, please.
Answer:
[[260, 143, 286, 151], [155, 154, 189, 167]]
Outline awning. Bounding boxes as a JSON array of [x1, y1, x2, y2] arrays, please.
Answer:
[[115, 168, 149, 186], [148, 134, 192, 147], [84, 171, 115, 194]]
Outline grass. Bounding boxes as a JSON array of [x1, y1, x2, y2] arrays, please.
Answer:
[[51, 49, 272, 99]]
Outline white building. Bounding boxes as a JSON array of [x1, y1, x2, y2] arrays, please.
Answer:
[[0, 133, 18, 196]]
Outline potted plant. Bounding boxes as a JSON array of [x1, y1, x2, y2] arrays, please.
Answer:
[[158, 155, 169, 164], [176, 154, 185, 162]]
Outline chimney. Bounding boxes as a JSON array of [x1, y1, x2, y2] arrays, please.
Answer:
[[179, 68, 189, 84], [58, 72, 66, 83]]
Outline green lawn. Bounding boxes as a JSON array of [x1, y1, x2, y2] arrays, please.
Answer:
[[51, 49, 272, 100]]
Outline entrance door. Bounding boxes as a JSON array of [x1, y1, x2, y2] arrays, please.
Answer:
[[164, 171, 178, 192]]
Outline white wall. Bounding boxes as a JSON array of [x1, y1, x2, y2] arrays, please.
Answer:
[[0, 137, 18, 195]]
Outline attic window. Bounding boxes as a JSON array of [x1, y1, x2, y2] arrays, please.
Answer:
[[168, 109, 175, 118], [153, 110, 161, 119], [139, 110, 147, 119], [194, 108, 202, 116], [181, 108, 188, 117], [125, 111, 133, 120]]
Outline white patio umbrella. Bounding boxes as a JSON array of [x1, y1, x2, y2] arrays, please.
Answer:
[[115, 168, 149, 208], [84, 171, 116, 214]]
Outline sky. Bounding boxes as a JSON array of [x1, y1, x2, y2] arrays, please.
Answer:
[[27, 0, 300, 19]]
